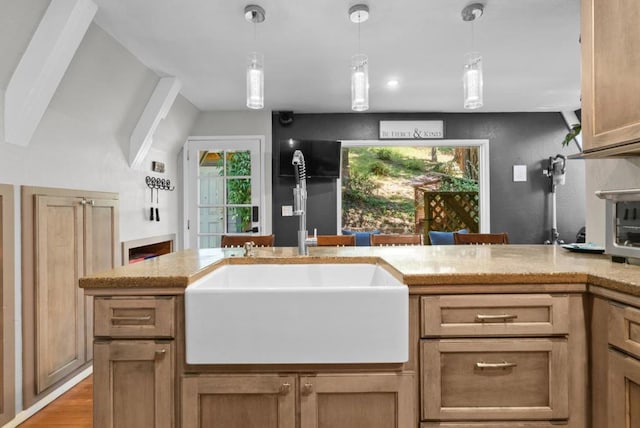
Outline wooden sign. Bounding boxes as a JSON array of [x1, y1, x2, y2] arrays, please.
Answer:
[[379, 120, 444, 139]]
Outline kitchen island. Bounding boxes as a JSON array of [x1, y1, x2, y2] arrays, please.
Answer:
[[80, 245, 640, 428]]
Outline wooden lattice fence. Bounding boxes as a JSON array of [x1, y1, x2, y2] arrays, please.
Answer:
[[422, 191, 480, 244]]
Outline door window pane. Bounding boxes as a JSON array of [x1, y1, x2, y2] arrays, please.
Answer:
[[225, 150, 251, 177], [199, 151, 223, 176], [226, 179, 251, 204], [199, 177, 224, 205], [226, 207, 251, 233], [199, 207, 223, 234]]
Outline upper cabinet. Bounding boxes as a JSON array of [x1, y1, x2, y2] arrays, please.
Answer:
[[581, 0, 640, 156]]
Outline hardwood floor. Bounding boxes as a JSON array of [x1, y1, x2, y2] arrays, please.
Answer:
[[19, 376, 92, 427]]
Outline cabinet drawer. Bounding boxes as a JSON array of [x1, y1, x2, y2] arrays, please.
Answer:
[[609, 301, 640, 359], [94, 297, 175, 338], [420, 338, 568, 421], [421, 294, 569, 337]]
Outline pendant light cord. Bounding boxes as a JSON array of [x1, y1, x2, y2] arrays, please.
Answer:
[[358, 15, 361, 53], [471, 20, 475, 52]]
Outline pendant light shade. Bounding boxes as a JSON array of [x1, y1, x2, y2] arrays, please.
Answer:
[[246, 51, 264, 109], [463, 52, 483, 110], [245, 5, 265, 110], [349, 4, 369, 112], [351, 53, 369, 112], [461, 3, 484, 110]]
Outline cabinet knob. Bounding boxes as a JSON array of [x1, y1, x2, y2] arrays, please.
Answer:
[[80, 199, 87, 206], [301, 383, 313, 395], [279, 383, 291, 394], [155, 349, 167, 358]]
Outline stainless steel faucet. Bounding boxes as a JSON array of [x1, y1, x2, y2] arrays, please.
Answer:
[[292, 150, 317, 255]]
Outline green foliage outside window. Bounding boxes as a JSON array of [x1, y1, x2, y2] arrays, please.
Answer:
[[226, 151, 252, 231]]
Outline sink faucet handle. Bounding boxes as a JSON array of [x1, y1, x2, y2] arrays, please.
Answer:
[[243, 241, 255, 257]]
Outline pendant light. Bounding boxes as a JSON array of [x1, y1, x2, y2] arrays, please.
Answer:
[[245, 5, 265, 109], [462, 3, 484, 110], [349, 4, 369, 112]]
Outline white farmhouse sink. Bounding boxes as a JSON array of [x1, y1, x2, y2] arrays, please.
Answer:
[[185, 263, 408, 364]]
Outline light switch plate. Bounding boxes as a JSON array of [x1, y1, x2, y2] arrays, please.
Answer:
[[513, 164, 527, 182], [281, 205, 293, 216]]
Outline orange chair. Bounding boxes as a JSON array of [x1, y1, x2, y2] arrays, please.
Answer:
[[316, 235, 356, 247], [370, 234, 423, 246], [453, 232, 509, 245], [221, 234, 274, 248]]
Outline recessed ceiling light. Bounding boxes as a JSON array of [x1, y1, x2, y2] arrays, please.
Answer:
[[386, 79, 399, 88]]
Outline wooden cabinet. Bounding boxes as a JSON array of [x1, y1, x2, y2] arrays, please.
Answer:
[[608, 349, 640, 428], [182, 373, 414, 428], [299, 373, 414, 428], [21, 186, 118, 407], [94, 340, 174, 428], [182, 375, 296, 428], [0, 184, 15, 426], [581, 0, 640, 156], [592, 292, 640, 427], [93, 296, 177, 428], [421, 294, 569, 337], [421, 338, 568, 421], [420, 294, 572, 426]]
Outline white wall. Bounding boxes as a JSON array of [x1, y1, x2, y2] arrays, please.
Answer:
[[585, 158, 640, 244], [0, 21, 199, 243], [0, 2, 199, 418], [189, 111, 273, 237]]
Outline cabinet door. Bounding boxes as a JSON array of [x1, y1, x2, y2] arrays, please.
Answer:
[[181, 374, 296, 428], [34, 195, 85, 393], [581, 0, 640, 154], [421, 338, 568, 421], [94, 340, 173, 428], [0, 184, 15, 426], [609, 349, 640, 428], [299, 373, 414, 428], [84, 197, 119, 361]]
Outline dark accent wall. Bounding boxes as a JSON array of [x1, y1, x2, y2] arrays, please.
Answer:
[[272, 112, 585, 246]]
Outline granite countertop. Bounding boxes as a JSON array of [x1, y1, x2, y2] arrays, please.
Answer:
[[78, 245, 640, 297]]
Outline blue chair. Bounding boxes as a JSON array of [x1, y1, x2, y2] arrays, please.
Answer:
[[342, 230, 380, 246], [428, 229, 468, 245]]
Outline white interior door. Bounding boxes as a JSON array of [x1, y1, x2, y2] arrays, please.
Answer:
[[185, 137, 263, 249]]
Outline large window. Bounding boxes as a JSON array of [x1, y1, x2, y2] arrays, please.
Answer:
[[339, 140, 490, 234]]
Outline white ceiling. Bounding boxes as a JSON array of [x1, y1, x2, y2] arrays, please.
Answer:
[[92, 0, 581, 113]]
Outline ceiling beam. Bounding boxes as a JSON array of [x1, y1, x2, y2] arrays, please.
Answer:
[[129, 77, 181, 169], [4, 0, 97, 146], [561, 110, 582, 152]]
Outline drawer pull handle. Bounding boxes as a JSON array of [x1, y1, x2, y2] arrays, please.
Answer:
[[475, 313, 518, 322], [111, 315, 152, 323], [476, 361, 517, 369], [279, 383, 291, 394]]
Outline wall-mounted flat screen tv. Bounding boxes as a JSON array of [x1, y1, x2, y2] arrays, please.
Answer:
[[279, 139, 342, 178]]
